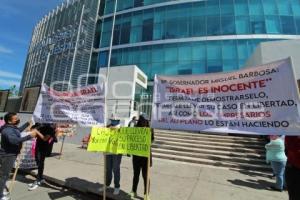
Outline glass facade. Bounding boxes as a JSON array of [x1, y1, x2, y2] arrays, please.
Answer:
[[95, 0, 300, 80], [20, 0, 300, 94], [20, 0, 100, 92]]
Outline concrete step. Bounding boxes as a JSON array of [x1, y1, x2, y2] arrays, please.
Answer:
[[151, 143, 265, 159], [153, 140, 265, 154], [155, 135, 265, 150], [152, 152, 271, 172], [152, 148, 266, 165], [155, 129, 265, 142], [155, 131, 266, 145]]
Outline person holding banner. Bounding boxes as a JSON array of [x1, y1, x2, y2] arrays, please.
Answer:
[[128, 116, 137, 127], [130, 114, 154, 200], [99, 119, 123, 195], [265, 135, 287, 192], [285, 136, 300, 200], [0, 112, 36, 200], [27, 123, 57, 191]]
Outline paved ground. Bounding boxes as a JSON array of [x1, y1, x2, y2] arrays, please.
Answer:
[[18, 142, 288, 200], [9, 175, 97, 200]]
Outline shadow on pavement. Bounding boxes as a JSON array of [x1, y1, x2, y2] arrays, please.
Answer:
[[227, 178, 274, 190], [232, 169, 272, 179], [65, 177, 133, 200], [48, 190, 88, 200]]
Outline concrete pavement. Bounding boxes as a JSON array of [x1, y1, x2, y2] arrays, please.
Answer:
[[22, 142, 288, 200]]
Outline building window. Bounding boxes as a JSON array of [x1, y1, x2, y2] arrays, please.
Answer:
[[113, 24, 121, 45], [134, 0, 144, 7], [207, 16, 221, 36], [120, 22, 131, 44], [281, 16, 296, 34], [98, 51, 108, 68], [235, 16, 250, 34], [178, 69, 192, 75], [221, 16, 236, 35], [250, 16, 266, 34], [207, 63, 222, 73], [191, 16, 206, 37], [142, 18, 154, 41]]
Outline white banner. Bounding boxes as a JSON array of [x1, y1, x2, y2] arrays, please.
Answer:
[[151, 58, 300, 135], [16, 132, 37, 169], [33, 84, 105, 127]]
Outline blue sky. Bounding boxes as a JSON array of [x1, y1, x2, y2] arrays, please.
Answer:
[[0, 0, 63, 89]]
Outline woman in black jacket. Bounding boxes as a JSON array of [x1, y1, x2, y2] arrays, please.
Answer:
[[28, 123, 57, 191], [130, 115, 154, 200]]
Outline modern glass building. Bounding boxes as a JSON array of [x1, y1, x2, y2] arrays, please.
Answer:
[[20, 0, 100, 92], [21, 0, 300, 93], [95, 0, 300, 79]]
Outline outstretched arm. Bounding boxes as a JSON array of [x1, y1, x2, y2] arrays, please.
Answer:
[[33, 129, 51, 141]]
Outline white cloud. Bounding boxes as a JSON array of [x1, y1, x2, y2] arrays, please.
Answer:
[[0, 45, 13, 54], [0, 70, 21, 79]]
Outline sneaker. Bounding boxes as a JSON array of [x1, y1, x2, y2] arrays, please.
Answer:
[[144, 194, 151, 200], [28, 179, 44, 187], [113, 188, 120, 195], [28, 181, 42, 191], [129, 191, 137, 199], [2, 191, 9, 197], [0, 196, 11, 200]]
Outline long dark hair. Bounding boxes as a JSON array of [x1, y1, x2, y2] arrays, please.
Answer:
[[136, 115, 149, 127]]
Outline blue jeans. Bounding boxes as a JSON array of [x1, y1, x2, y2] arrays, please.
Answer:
[[0, 155, 16, 198], [106, 155, 122, 188], [271, 161, 286, 190]]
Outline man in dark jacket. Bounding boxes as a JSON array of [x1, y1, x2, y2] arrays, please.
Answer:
[[0, 112, 35, 200]]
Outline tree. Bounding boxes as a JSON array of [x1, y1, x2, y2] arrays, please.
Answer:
[[9, 85, 19, 97]]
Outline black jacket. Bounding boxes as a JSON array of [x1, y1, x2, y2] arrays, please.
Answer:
[[0, 123, 32, 156]]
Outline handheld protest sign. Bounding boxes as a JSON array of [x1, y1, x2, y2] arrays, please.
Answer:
[[87, 127, 152, 200], [88, 127, 152, 157]]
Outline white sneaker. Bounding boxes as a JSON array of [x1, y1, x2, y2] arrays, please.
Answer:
[[98, 187, 104, 192], [0, 196, 11, 200], [113, 188, 120, 195], [28, 179, 44, 187], [2, 191, 9, 197], [28, 181, 42, 191]]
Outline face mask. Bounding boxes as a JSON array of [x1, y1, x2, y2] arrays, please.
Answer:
[[14, 119, 20, 126]]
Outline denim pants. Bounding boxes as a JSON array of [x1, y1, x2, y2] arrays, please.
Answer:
[[106, 154, 122, 188], [271, 161, 286, 190], [0, 155, 16, 198]]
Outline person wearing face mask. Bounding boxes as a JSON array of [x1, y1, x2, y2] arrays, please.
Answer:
[[0, 112, 36, 200]]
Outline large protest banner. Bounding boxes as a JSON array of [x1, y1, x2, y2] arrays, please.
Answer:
[[87, 128, 151, 157], [151, 58, 300, 135], [33, 84, 105, 126]]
